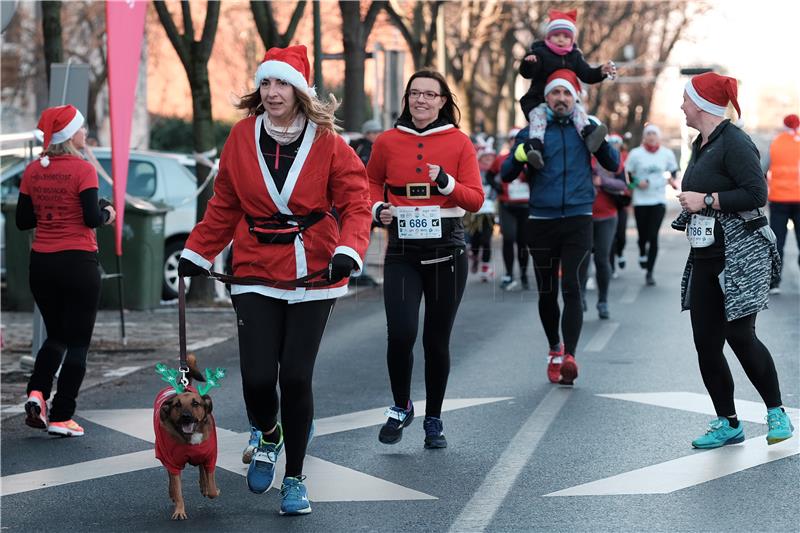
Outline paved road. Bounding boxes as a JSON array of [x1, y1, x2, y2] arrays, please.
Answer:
[[2, 227, 798, 532]]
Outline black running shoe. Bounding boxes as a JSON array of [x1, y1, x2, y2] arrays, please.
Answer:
[[378, 401, 414, 444], [423, 416, 447, 449]]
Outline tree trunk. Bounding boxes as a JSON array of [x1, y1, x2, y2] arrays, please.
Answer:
[[340, 1, 367, 131], [41, 1, 63, 89]]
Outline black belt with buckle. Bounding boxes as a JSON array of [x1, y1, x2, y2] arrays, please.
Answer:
[[388, 183, 443, 199]]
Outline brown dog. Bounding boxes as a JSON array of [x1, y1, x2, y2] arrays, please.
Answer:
[[153, 354, 219, 520]]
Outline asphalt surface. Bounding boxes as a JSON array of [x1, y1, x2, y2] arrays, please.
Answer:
[[2, 226, 798, 532]]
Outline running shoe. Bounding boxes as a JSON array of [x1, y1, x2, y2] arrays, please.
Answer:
[[47, 419, 84, 437], [480, 263, 494, 282], [279, 476, 311, 515], [25, 390, 48, 429], [769, 285, 781, 295], [546, 344, 564, 384], [500, 275, 517, 291], [597, 302, 610, 320], [646, 272, 656, 286], [559, 354, 579, 385], [378, 401, 414, 444], [766, 407, 794, 445], [242, 426, 262, 464], [247, 424, 284, 494], [691, 417, 744, 449], [423, 416, 447, 449], [638, 255, 647, 269], [617, 256, 626, 270], [520, 276, 530, 291]]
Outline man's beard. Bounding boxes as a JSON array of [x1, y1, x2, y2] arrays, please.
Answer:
[[552, 102, 573, 117]]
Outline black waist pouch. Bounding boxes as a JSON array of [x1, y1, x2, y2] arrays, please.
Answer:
[[247, 212, 326, 245]]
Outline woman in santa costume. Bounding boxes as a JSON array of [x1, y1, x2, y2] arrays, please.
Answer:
[[17, 105, 116, 438], [676, 72, 793, 449], [368, 69, 484, 449], [177, 45, 372, 515]]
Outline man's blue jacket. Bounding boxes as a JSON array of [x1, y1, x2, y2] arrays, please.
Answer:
[[501, 116, 619, 218]]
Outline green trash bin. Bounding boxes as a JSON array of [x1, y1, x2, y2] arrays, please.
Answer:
[[97, 197, 169, 310], [1, 200, 36, 311]]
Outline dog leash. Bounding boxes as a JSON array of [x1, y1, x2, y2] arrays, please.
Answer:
[[205, 267, 334, 290], [178, 276, 189, 387]]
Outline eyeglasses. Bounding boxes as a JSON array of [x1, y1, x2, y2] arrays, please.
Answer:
[[407, 90, 443, 101]]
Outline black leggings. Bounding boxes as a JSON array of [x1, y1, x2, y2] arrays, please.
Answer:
[[527, 216, 593, 356], [581, 217, 617, 303], [383, 247, 468, 418], [27, 250, 100, 422], [470, 216, 494, 263], [612, 204, 628, 259], [634, 204, 666, 273], [232, 293, 335, 477], [689, 257, 783, 416], [499, 203, 529, 279]]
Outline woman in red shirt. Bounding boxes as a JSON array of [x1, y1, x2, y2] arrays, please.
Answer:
[[368, 70, 484, 449], [17, 105, 116, 438]]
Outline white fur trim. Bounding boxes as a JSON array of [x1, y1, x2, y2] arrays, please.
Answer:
[[395, 124, 455, 137], [372, 201, 385, 223], [685, 80, 727, 117], [40, 155, 50, 168], [254, 60, 313, 96], [388, 206, 465, 218], [334, 245, 363, 277], [180, 248, 213, 271], [231, 283, 348, 302], [50, 109, 85, 145], [544, 78, 578, 100], [437, 174, 456, 195]]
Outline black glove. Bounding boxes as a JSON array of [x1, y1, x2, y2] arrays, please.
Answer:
[[434, 168, 450, 189], [98, 197, 112, 210], [326, 253, 357, 283], [374, 203, 388, 225], [98, 198, 113, 224], [177, 257, 209, 278]]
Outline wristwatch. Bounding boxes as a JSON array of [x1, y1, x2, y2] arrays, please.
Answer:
[[704, 193, 714, 207]]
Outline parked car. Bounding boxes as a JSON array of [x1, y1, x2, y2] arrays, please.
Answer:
[[0, 148, 205, 300]]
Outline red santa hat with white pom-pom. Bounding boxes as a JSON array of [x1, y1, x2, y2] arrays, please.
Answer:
[[253, 45, 316, 97], [35, 105, 85, 168]]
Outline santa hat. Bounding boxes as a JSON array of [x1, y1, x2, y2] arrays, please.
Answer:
[[784, 114, 799, 131], [254, 45, 316, 97], [685, 72, 740, 118], [35, 105, 85, 168], [607, 133, 623, 145], [546, 9, 577, 38], [545, 69, 580, 100], [643, 124, 661, 137]]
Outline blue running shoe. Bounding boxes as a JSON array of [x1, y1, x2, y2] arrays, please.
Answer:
[[423, 416, 447, 449], [378, 401, 414, 444], [247, 424, 283, 494], [242, 426, 262, 464], [280, 476, 311, 515], [691, 417, 745, 449], [766, 407, 794, 445]]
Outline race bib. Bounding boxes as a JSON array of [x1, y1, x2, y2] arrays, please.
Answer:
[[507, 179, 530, 201], [396, 205, 442, 239], [687, 214, 716, 248]]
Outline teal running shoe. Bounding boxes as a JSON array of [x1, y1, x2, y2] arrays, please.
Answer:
[[766, 407, 794, 445], [691, 417, 745, 449], [242, 426, 262, 464], [247, 424, 283, 494], [280, 476, 312, 515]]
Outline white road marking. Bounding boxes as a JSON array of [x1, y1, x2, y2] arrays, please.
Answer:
[[102, 366, 142, 378], [546, 392, 799, 497], [186, 336, 231, 352], [584, 322, 620, 352], [3, 397, 509, 501], [619, 284, 641, 304], [448, 388, 572, 533]]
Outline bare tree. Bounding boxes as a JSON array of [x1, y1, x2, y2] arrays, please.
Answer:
[[153, 0, 220, 303], [249, 1, 306, 50], [338, 1, 386, 131], [383, 0, 442, 70], [40, 1, 62, 88]]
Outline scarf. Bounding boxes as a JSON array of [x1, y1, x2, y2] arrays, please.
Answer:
[[263, 113, 307, 146], [643, 143, 660, 153], [544, 39, 574, 56]]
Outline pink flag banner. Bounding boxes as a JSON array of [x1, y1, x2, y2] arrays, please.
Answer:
[[106, 0, 148, 256]]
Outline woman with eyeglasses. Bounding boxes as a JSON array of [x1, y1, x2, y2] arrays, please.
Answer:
[[367, 70, 484, 449]]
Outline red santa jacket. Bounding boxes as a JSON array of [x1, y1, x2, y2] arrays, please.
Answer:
[[366, 124, 484, 220], [490, 152, 528, 205], [181, 115, 372, 302], [153, 387, 217, 475]]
